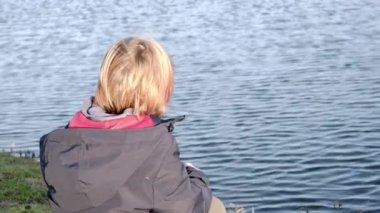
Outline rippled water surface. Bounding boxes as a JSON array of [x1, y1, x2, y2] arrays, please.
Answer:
[[1, 0, 380, 212]]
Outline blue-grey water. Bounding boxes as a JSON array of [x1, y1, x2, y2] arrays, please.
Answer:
[[1, 0, 380, 212]]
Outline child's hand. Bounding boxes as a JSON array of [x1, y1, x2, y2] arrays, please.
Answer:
[[182, 161, 200, 171]]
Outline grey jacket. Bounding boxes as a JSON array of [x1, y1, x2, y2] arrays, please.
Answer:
[[39, 119, 212, 213]]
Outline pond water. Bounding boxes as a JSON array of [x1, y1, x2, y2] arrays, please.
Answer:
[[1, 0, 379, 212]]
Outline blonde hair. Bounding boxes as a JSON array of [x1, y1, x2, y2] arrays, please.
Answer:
[[95, 36, 174, 116]]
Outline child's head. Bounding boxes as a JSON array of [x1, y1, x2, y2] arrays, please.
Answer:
[[95, 36, 174, 116]]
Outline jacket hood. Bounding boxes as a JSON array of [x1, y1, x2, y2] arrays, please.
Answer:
[[81, 97, 133, 121], [68, 97, 156, 130], [40, 125, 171, 212]]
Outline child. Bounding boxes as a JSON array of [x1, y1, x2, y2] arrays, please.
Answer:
[[40, 36, 225, 212]]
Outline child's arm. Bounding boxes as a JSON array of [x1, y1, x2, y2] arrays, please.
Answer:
[[153, 140, 212, 213]]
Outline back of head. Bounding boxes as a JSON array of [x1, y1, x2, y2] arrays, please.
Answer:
[[95, 36, 174, 116]]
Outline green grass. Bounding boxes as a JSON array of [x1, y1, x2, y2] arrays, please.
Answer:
[[0, 153, 49, 213]]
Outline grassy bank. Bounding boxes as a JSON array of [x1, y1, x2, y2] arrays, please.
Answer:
[[0, 153, 49, 213]]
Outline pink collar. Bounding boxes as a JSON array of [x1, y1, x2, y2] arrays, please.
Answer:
[[68, 111, 154, 130]]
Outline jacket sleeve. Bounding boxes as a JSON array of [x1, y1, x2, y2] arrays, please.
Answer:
[[153, 139, 212, 213]]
